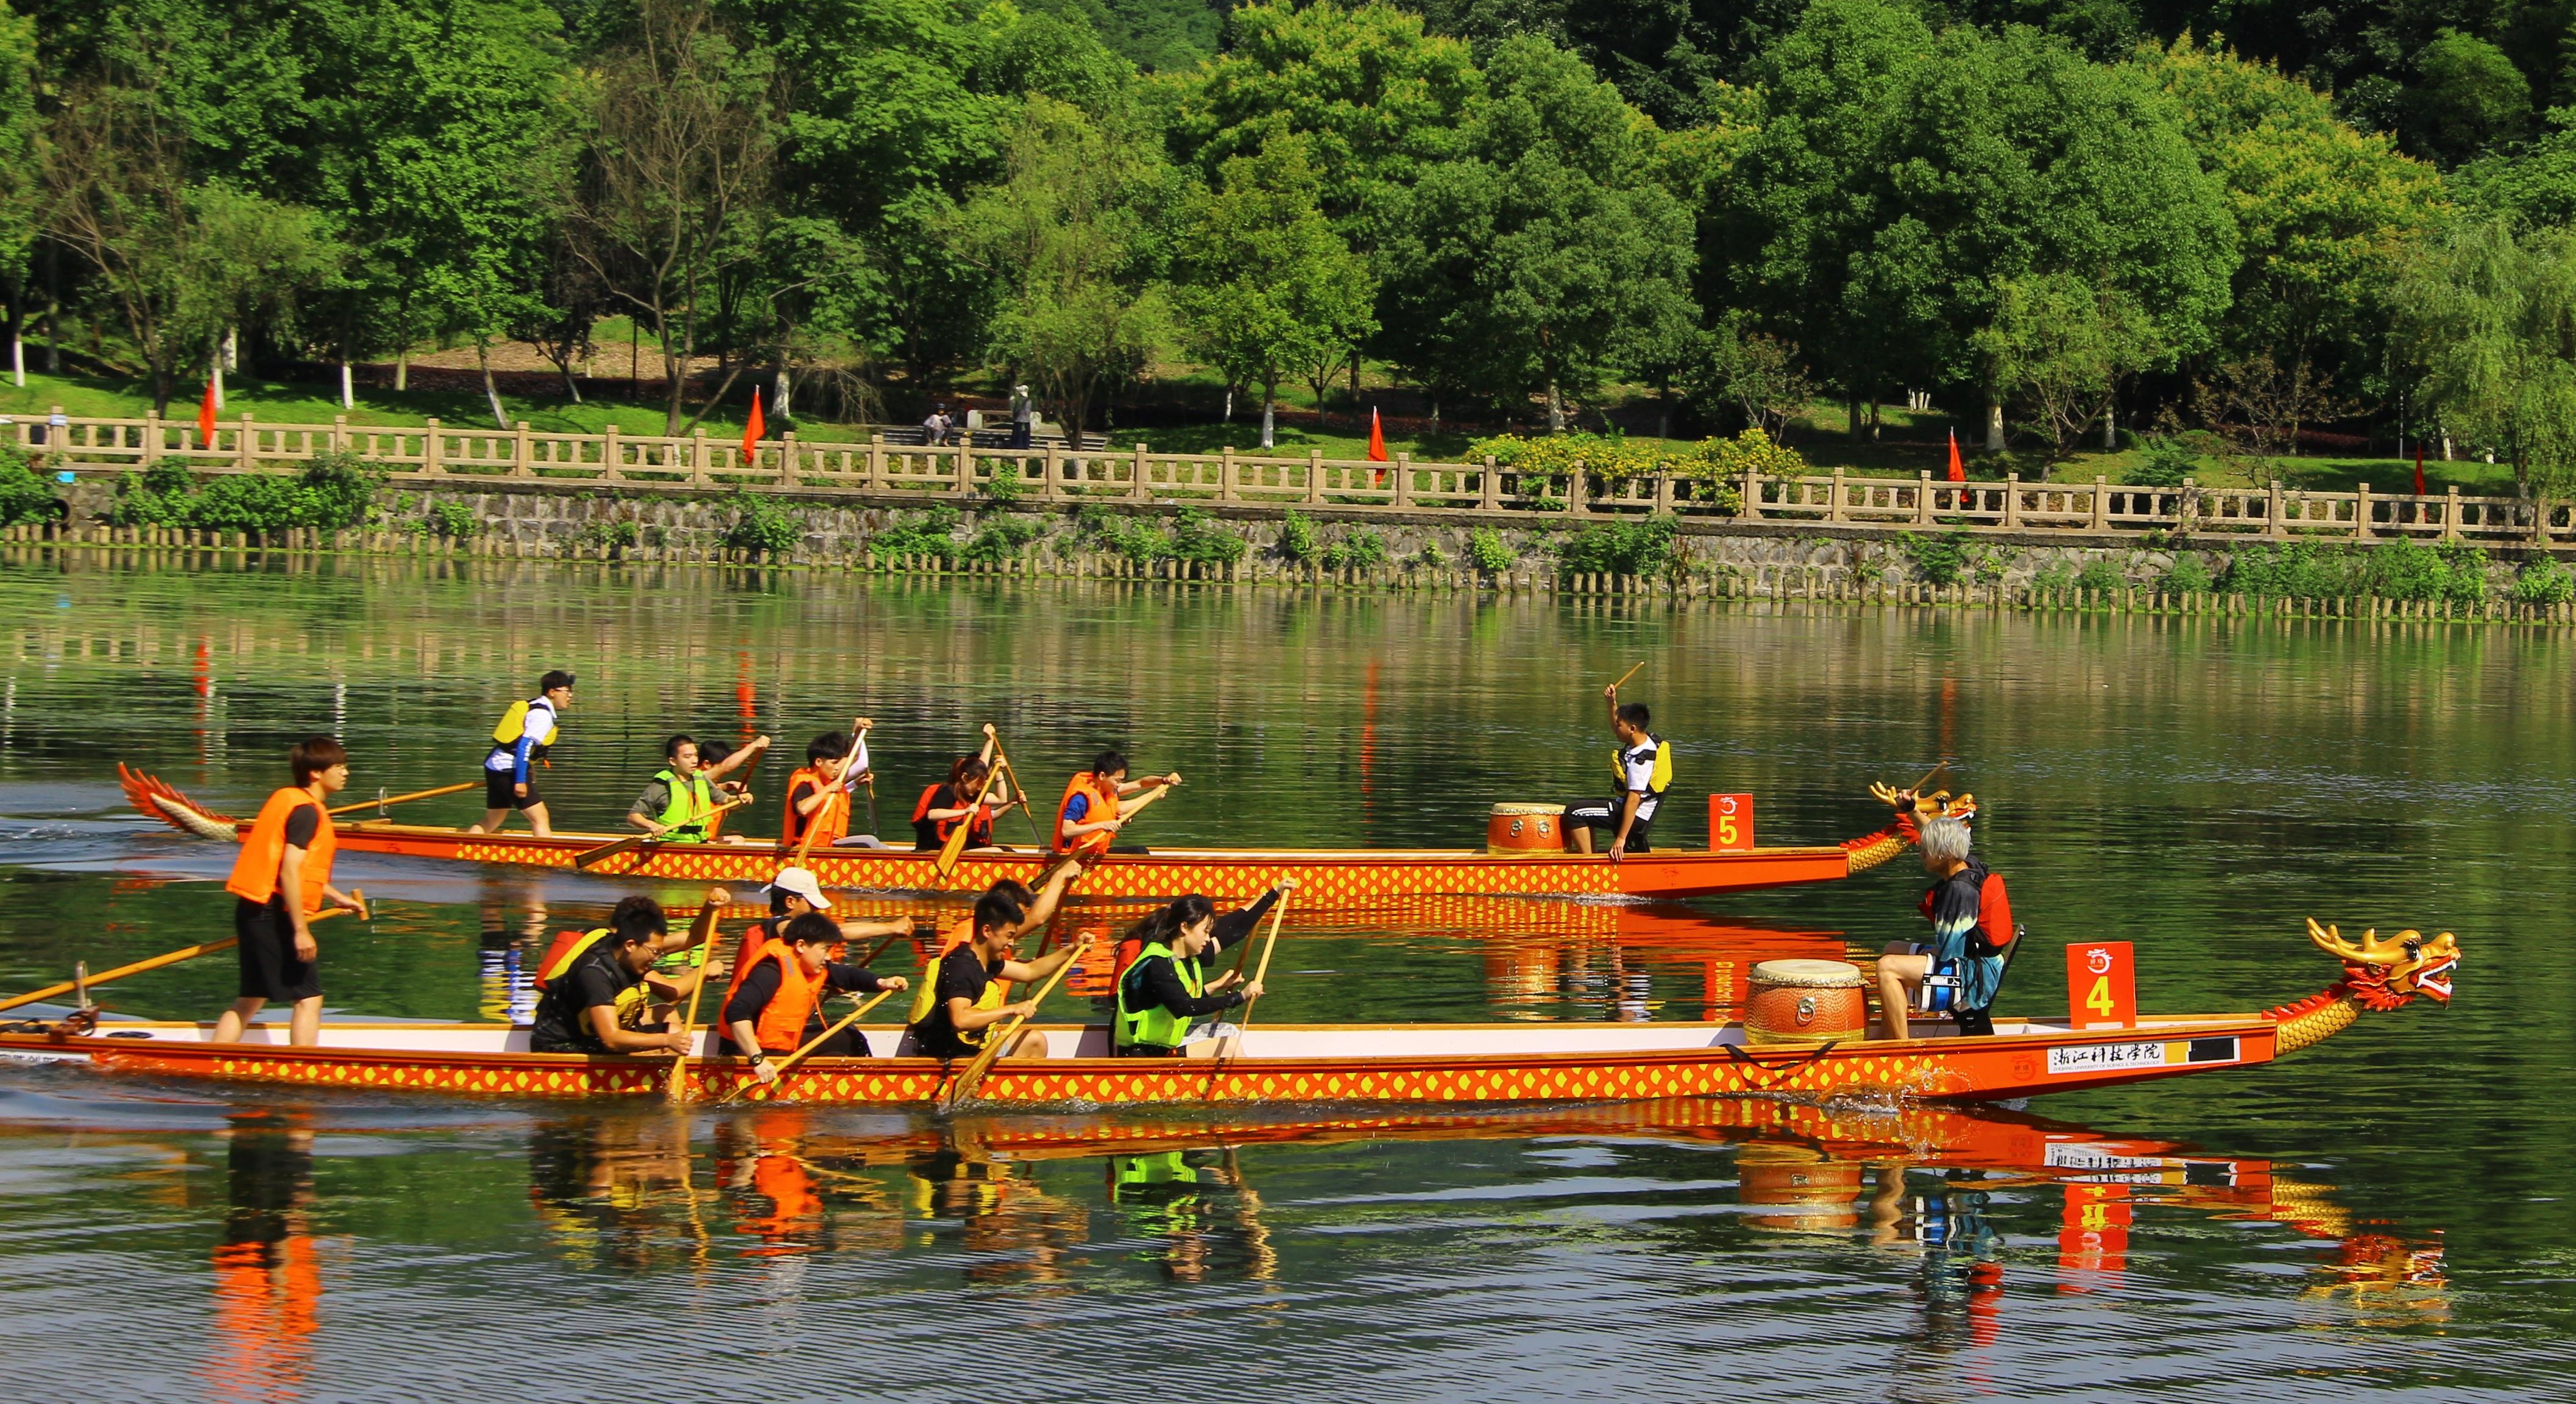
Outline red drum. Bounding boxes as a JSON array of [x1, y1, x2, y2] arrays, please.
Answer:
[[1486, 803, 1565, 856], [1744, 959, 1868, 1045]]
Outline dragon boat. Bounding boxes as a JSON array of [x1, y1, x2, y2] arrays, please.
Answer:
[[0, 920, 2457, 1108], [116, 765, 1914, 902]]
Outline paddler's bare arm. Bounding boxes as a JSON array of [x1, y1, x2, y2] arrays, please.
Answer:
[[667, 887, 731, 956], [702, 735, 773, 784], [838, 914, 915, 941], [280, 843, 318, 959], [1116, 771, 1181, 797], [587, 1004, 690, 1055], [946, 994, 1033, 1032], [997, 942, 1080, 985], [1015, 863, 1081, 934]]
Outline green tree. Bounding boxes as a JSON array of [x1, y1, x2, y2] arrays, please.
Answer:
[[1173, 136, 1376, 447], [1378, 34, 1696, 430], [1972, 273, 2162, 458], [568, 0, 781, 436], [2455, 107, 2576, 230], [1715, 1, 2234, 448], [952, 94, 1173, 446], [2144, 37, 2446, 440], [2394, 218, 2576, 494], [2410, 28, 2530, 166], [40, 84, 334, 411]]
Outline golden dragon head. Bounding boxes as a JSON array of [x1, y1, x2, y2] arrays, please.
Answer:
[[1867, 781, 1977, 823], [2305, 920, 2460, 1010]]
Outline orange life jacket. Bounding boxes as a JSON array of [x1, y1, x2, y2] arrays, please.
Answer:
[[913, 782, 993, 848], [734, 937, 831, 1054], [224, 788, 336, 915], [1053, 771, 1122, 855], [782, 767, 848, 848]]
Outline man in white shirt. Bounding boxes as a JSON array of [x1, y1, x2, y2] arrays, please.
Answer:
[[1565, 683, 1668, 863], [473, 670, 574, 837]]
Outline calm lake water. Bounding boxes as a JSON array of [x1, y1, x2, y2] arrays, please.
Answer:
[[1, 548, 2569, 1400]]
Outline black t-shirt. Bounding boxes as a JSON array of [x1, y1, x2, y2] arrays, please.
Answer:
[[913, 784, 982, 850], [911, 945, 1003, 1058], [529, 943, 643, 1053], [282, 804, 320, 849]]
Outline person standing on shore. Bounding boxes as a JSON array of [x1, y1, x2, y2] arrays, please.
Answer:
[[213, 737, 369, 1046], [473, 670, 574, 837], [1009, 385, 1034, 450]]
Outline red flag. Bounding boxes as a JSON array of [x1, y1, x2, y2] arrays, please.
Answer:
[[1366, 406, 1389, 463], [2413, 441, 2426, 497], [197, 376, 219, 446], [1947, 428, 1966, 483], [741, 388, 766, 464]]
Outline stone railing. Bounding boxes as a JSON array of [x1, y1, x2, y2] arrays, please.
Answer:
[[12, 409, 2572, 548]]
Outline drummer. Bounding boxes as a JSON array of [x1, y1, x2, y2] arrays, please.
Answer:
[[1566, 681, 1670, 863], [1875, 815, 2015, 1041]]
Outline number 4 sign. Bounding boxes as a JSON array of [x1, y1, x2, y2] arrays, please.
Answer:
[[1708, 793, 1754, 852], [2066, 941, 2136, 1030]]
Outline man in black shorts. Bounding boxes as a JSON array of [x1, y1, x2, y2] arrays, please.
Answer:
[[1566, 681, 1671, 863], [475, 670, 575, 836], [528, 904, 698, 1056], [214, 737, 368, 1045]]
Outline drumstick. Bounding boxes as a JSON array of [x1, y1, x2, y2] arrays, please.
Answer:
[[1609, 661, 1646, 692]]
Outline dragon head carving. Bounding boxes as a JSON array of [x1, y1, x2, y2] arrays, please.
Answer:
[[1867, 781, 1978, 824], [2305, 920, 2460, 1011]]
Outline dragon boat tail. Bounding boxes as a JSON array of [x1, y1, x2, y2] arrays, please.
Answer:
[[0, 918, 2458, 1108], [118, 764, 1916, 902]]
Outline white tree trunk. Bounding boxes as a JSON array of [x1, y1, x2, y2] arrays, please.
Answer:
[[772, 367, 791, 420], [11, 333, 22, 388], [1222, 386, 1233, 422], [211, 357, 225, 411], [395, 350, 408, 392], [1261, 388, 1275, 450], [1546, 379, 1564, 434], [340, 361, 355, 411], [1984, 399, 2005, 453]]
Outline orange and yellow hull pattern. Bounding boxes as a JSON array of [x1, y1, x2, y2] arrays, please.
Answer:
[[6, 1015, 2282, 1107]]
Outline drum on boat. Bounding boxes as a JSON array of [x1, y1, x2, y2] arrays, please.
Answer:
[[1744, 959, 1868, 1045], [1487, 803, 1565, 856]]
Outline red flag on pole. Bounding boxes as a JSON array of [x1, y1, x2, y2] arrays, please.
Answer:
[[1366, 406, 1389, 463], [1947, 428, 1966, 483], [2413, 441, 2426, 497], [741, 388, 766, 465], [196, 376, 219, 446]]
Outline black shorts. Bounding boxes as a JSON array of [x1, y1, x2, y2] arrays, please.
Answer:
[[484, 768, 540, 810], [1565, 798, 1654, 853], [235, 896, 321, 1002]]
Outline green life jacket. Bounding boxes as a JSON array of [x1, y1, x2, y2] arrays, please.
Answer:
[[653, 768, 717, 842], [1114, 941, 1204, 1051]]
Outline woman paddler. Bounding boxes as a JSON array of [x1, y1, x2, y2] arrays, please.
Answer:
[[212, 737, 369, 1047], [913, 724, 1015, 851], [1111, 881, 1292, 1058]]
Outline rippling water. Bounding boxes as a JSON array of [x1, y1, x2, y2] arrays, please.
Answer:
[[1, 549, 2569, 1400]]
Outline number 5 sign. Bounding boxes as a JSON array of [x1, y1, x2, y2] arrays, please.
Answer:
[[1708, 793, 1754, 852], [2066, 941, 2136, 1030]]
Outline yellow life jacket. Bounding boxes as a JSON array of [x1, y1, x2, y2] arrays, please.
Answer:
[[908, 946, 1008, 1046], [491, 698, 561, 748], [1611, 734, 1673, 796]]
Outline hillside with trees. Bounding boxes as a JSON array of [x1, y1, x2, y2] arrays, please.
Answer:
[[4, 0, 2574, 489]]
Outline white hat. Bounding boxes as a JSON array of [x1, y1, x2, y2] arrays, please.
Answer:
[[770, 867, 832, 910]]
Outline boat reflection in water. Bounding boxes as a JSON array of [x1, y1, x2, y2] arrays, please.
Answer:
[[501, 1096, 2447, 1326]]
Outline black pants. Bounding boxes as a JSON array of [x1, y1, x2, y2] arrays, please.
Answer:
[[484, 768, 540, 810], [235, 896, 320, 1002], [1565, 798, 1654, 853], [729, 1024, 871, 1059]]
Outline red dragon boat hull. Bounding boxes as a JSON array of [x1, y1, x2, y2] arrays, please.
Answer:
[[1, 1012, 2281, 1107], [119, 765, 1909, 901]]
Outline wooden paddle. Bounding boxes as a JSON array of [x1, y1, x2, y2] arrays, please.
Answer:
[[986, 736, 1047, 849], [786, 719, 870, 871], [933, 733, 1008, 878], [328, 782, 475, 819], [717, 988, 897, 1104], [664, 917, 721, 1104], [1203, 888, 1293, 1094], [573, 794, 756, 871], [0, 901, 361, 1015], [935, 935, 1092, 1115]]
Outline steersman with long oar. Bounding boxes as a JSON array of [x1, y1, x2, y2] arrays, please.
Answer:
[[211, 736, 371, 1048]]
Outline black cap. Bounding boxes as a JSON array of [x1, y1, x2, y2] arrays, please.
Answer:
[[540, 669, 576, 692]]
